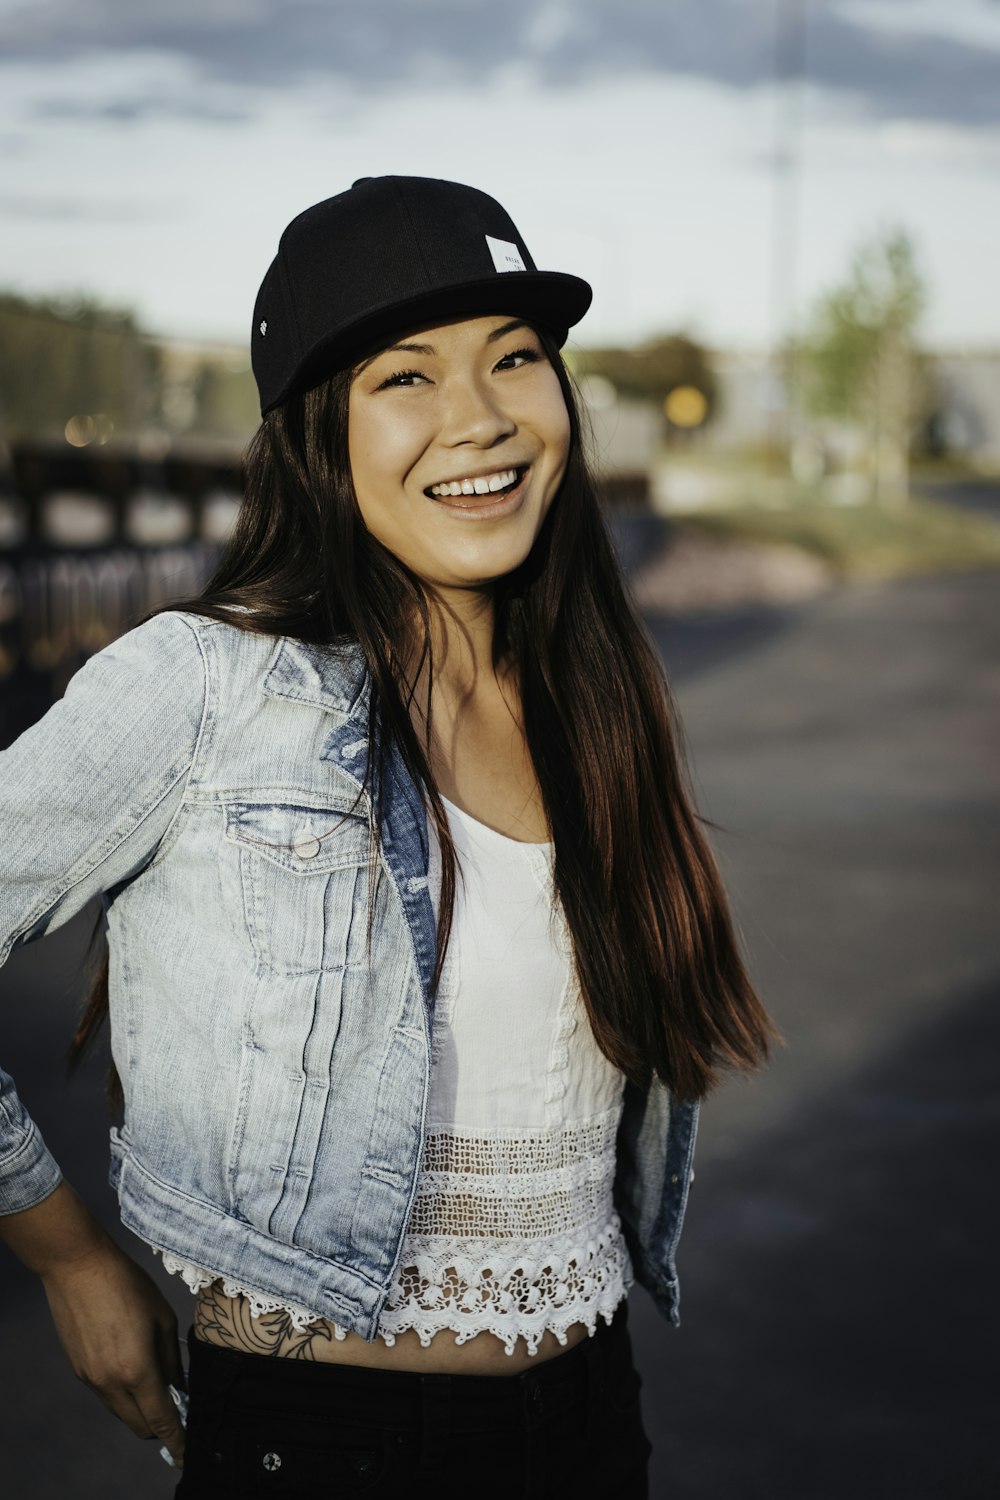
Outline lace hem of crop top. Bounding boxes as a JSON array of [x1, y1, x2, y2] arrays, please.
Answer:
[[153, 1108, 634, 1357]]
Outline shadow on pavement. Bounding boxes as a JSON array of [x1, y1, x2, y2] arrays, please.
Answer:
[[632, 972, 999, 1499], [645, 604, 808, 686]]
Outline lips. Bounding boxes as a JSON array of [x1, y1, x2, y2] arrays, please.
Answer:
[[426, 464, 530, 514]]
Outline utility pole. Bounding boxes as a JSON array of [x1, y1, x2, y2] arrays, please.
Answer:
[[872, 308, 912, 512], [768, 0, 806, 489]]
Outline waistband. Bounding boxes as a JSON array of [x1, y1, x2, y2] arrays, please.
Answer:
[[184, 1301, 629, 1432]]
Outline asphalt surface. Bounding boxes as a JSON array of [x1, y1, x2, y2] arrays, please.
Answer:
[[913, 476, 1000, 522], [1, 565, 997, 1498]]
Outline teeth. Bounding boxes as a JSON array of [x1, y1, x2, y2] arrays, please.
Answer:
[[429, 468, 520, 499]]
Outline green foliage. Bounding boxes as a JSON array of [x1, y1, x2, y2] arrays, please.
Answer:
[[796, 227, 925, 422], [187, 361, 259, 440], [0, 291, 165, 441], [0, 290, 257, 444]]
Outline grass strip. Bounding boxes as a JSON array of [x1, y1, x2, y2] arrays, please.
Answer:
[[669, 494, 1000, 580]]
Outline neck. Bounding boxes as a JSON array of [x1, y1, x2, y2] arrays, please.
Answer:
[[399, 583, 513, 724]]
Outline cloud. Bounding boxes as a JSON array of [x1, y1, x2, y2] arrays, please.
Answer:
[[32, 94, 251, 123], [0, 192, 176, 221], [4, 0, 1000, 127]]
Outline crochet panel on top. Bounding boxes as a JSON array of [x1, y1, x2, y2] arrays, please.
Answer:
[[157, 1108, 632, 1355]]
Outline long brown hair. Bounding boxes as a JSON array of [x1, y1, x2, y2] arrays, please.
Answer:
[[69, 326, 782, 1112]]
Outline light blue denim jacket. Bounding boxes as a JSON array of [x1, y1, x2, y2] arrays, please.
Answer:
[[0, 610, 699, 1338]]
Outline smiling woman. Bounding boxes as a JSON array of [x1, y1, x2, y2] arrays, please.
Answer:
[[0, 175, 780, 1499], [348, 314, 570, 589]]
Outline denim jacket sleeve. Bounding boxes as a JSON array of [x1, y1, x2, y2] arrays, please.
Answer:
[[0, 611, 208, 1214]]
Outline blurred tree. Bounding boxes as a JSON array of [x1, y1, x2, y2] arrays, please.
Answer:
[[0, 292, 164, 442], [0, 291, 259, 449], [796, 228, 928, 508], [572, 333, 717, 440], [187, 359, 260, 441]]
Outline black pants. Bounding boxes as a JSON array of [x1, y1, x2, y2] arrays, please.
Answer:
[[174, 1300, 651, 1498]]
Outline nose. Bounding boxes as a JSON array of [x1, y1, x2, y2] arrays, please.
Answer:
[[438, 371, 516, 449]]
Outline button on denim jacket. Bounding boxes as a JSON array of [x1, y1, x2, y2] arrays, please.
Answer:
[[0, 610, 700, 1337]]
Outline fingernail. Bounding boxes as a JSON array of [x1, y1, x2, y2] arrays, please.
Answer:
[[167, 1384, 190, 1426]]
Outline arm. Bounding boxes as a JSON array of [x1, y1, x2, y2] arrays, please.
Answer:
[[0, 609, 210, 1465], [0, 1181, 186, 1466]]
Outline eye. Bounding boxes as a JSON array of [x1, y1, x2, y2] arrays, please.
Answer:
[[494, 345, 542, 372], [374, 367, 428, 391]]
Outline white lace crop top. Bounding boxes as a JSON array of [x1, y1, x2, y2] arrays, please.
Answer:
[[158, 792, 634, 1355]]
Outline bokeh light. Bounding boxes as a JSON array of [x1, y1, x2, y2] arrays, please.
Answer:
[[64, 414, 97, 447], [664, 385, 708, 428], [63, 414, 114, 447]]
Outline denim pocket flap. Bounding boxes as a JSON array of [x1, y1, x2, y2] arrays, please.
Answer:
[[226, 799, 371, 874]]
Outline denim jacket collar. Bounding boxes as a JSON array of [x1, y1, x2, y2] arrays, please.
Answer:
[[261, 633, 371, 720]]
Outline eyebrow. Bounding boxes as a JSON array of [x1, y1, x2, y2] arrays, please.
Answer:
[[355, 319, 530, 374]]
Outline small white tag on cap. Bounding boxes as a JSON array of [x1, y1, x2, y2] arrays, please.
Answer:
[[486, 235, 526, 273]]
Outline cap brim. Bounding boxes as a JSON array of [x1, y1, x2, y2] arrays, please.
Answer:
[[261, 271, 592, 413]]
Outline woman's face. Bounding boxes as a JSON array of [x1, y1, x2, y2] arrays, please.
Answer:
[[347, 314, 571, 593]]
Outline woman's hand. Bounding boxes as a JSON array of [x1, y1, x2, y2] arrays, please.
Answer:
[[41, 1237, 187, 1469], [0, 1179, 186, 1469]]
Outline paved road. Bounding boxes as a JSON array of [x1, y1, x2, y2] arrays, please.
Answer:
[[1, 567, 997, 1497], [639, 569, 998, 1498], [912, 476, 1000, 521]]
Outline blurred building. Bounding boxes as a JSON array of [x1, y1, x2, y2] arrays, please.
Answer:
[[706, 346, 1000, 469], [929, 352, 1000, 466]]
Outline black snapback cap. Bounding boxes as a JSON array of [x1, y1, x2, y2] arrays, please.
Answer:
[[251, 175, 593, 415]]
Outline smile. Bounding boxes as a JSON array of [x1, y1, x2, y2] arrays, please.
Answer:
[[424, 465, 531, 517], [425, 466, 525, 499]]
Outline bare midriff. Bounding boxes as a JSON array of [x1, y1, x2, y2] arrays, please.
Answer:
[[192, 1283, 591, 1375]]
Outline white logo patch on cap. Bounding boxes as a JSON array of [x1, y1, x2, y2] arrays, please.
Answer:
[[486, 235, 526, 273]]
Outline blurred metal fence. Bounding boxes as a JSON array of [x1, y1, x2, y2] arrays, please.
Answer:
[[0, 440, 239, 747]]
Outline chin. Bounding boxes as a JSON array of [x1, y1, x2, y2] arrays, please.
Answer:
[[448, 542, 539, 584]]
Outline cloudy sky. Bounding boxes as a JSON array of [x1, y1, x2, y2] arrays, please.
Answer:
[[2, 0, 999, 352]]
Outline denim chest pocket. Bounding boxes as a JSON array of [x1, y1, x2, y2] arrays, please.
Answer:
[[225, 798, 374, 976]]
